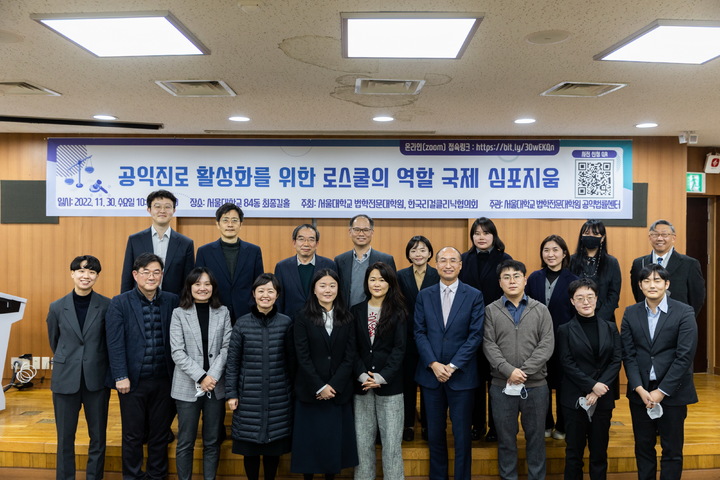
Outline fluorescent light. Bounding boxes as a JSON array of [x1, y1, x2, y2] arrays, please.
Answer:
[[635, 122, 658, 128], [596, 20, 720, 64], [514, 118, 536, 124], [342, 12, 483, 59], [229, 116, 250, 122], [373, 116, 394, 122], [31, 11, 208, 57], [93, 114, 117, 120]]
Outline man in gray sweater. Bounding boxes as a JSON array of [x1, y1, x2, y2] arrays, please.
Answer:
[[483, 259, 554, 480]]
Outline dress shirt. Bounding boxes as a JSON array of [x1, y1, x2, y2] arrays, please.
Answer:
[[296, 254, 316, 266], [644, 294, 669, 383], [151, 226, 171, 262], [652, 247, 674, 267], [501, 294, 528, 325], [414, 266, 426, 291]]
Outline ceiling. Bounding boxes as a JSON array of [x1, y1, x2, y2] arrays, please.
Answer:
[[2, 0, 720, 146]]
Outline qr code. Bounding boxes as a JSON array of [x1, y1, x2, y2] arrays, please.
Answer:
[[576, 160, 613, 197]]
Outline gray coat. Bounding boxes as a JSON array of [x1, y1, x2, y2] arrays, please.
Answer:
[[169, 304, 232, 402]]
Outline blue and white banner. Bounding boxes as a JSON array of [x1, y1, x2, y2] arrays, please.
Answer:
[[46, 138, 633, 219]]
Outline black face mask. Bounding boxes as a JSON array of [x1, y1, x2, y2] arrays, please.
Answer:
[[581, 235, 602, 250]]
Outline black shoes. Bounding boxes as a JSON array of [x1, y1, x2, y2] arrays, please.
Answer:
[[484, 430, 498, 442], [402, 427, 415, 442]]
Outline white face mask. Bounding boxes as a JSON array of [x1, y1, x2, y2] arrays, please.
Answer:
[[647, 402, 663, 419], [577, 397, 597, 421], [503, 382, 527, 399]]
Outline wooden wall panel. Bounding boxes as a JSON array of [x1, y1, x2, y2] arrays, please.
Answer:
[[1, 133, 712, 378]]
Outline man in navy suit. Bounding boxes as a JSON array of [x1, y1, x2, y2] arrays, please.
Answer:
[[195, 203, 263, 322], [120, 190, 194, 295], [106, 253, 179, 480], [335, 214, 396, 308], [630, 219, 705, 316], [414, 246, 485, 480], [622, 264, 698, 480], [274, 223, 336, 318]]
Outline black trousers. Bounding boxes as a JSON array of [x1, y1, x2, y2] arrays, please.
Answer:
[[562, 405, 612, 480], [118, 376, 174, 480], [629, 400, 687, 480]]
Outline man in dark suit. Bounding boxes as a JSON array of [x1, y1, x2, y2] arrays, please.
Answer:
[[106, 253, 179, 480], [414, 246, 485, 480], [335, 214, 396, 308], [630, 219, 705, 316], [120, 190, 194, 295], [274, 223, 336, 318], [621, 263, 698, 480], [47, 255, 111, 480], [195, 203, 263, 323]]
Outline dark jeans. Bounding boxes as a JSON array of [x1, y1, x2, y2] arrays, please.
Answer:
[[562, 405, 612, 480], [175, 395, 226, 480], [629, 400, 687, 480], [118, 376, 174, 480]]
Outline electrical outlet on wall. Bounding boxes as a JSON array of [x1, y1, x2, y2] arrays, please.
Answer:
[[41, 357, 50, 369], [32, 357, 41, 369]]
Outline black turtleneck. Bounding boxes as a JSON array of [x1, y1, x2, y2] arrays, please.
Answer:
[[196, 302, 211, 371], [578, 313, 600, 357], [72, 290, 93, 330]]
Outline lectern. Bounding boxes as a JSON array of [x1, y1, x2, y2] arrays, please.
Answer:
[[0, 293, 27, 410]]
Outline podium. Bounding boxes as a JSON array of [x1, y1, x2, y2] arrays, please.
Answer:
[[0, 293, 27, 411]]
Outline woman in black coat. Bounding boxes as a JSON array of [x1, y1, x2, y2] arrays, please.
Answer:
[[459, 217, 511, 441], [396, 235, 440, 441], [557, 278, 621, 480], [225, 273, 293, 480], [291, 268, 358, 480]]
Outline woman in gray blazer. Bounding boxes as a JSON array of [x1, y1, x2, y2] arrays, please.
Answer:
[[170, 267, 232, 480]]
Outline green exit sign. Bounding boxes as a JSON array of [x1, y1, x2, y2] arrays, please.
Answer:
[[686, 172, 705, 193]]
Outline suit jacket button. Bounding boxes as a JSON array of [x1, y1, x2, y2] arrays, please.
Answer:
[[327, 356, 331, 360], [209, 354, 213, 358]]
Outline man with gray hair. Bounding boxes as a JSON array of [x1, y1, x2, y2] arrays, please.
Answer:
[[630, 219, 705, 316]]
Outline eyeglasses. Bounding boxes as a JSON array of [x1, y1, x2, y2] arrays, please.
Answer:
[[500, 273, 524, 282], [649, 232, 674, 239], [151, 204, 174, 210], [351, 227, 373, 234], [437, 258, 460, 265], [220, 217, 241, 225], [295, 236, 317, 244], [573, 295, 597, 304], [137, 269, 162, 278]]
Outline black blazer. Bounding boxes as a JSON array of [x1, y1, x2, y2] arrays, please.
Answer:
[[570, 253, 622, 322], [630, 250, 705, 316], [525, 267, 578, 332], [620, 298, 698, 407], [397, 265, 441, 351], [459, 248, 511, 305], [274, 255, 337, 318], [293, 310, 356, 405], [120, 227, 195, 295], [557, 315, 622, 411], [351, 300, 406, 396], [334, 249, 396, 307]]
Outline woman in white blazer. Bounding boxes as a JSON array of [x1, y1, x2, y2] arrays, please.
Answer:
[[170, 267, 232, 480]]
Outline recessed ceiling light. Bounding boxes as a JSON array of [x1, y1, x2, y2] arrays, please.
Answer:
[[93, 114, 117, 121], [342, 12, 483, 59], [595, 20, 720, 64], [373, 116, 394, 122], [31, 11, 208, 57], [635, 122, 658, 128], [514, 118, 536, 124], [229, 116, 250, 122]]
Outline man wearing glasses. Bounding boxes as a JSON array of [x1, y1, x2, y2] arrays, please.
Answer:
[[107, 253, 179, 480], [195, 202, 263, 323], [274, 223, 337, 318], [120, 190, 194, 295], [630, 219, 705, 316], [335, 214, 396, 307]]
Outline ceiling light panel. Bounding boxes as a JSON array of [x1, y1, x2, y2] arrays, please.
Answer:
[[31, 11, 208, 57], [342, 12, 483, 59], [595, 20, 720, 64]]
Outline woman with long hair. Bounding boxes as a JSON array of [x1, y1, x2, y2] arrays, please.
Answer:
[[291, 269, 358, 480], [525, 235, 578, 440], [170, 267, 232, 480], [226, 273, 293, 480], [397, 235, 440, 441], [568, 220, 622, 323], [459, 217, 512, 442], [352, 262, 407, 480]]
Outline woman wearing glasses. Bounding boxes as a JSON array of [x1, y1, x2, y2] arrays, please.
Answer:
[[226, 273, 293, 480], [557, 278, 621, 480], [169, 267, 232, 480]]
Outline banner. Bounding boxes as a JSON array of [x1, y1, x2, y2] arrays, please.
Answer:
[[46, 138, 633, 219]]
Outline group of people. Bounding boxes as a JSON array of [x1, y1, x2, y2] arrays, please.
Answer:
[[45, 188, 704, 480]]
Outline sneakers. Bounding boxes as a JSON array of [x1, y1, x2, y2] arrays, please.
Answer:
[[545, 429, 552, 438], [551, 430, 566, 440]]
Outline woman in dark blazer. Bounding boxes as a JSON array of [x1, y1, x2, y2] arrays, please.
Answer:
[[226, 273, 293, 480], [459, 217, 511, 441], [557, 278, 621, 480], [397, 235, 440, 441], [525, 235, 578, 440], [352, 262, 407, 480], [291, 268, 358, 480]]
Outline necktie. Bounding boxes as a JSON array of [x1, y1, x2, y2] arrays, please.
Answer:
[[657, 257, 663, 266], [442, 287, 452, 326]]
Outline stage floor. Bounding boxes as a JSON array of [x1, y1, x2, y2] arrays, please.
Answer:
[[1, 373, 719, 479]]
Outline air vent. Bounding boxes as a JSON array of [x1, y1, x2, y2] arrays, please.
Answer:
[[355, 78, 425, 95], [541, 81, 627, 97], [0, 82, 61, 96], [155, 80, 236, 97]]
